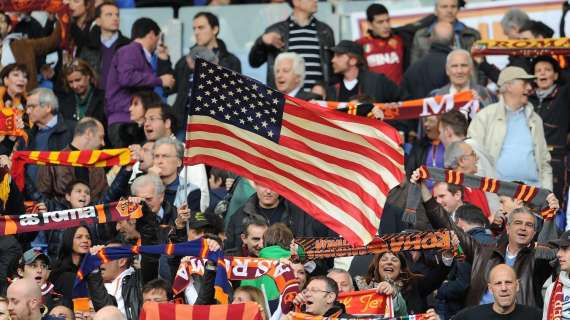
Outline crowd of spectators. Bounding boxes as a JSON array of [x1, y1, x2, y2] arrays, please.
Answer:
[[0, 0, 568, 319]]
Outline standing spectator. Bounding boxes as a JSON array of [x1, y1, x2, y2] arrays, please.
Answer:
[[452, 264, 541, 319], [405, 115, 444, 177], [0, 63, 28, 109], [225, 216, 268, 257], [274, 52, 319, 100], [77, 0, 130, 90], [248, 0, 335, 89], [36, 117, 107, 202], [60, 59, 106, 126], [288, 276, 350, 317], [6, 279, 44, 320], [105, 18, 174, 148], [410, 0, 480, 65], [327, 269, 354, 293], [15, 248, 61, 310], [402, 22, 453, 99], [68, 0, 97, 56], [431, 49, 496, 107], [356, 4, 406, 85], [468, 67, 552, 190], [528, 56, 570, 202], [544, 231, 570, 319], [500, 9, 530, 39]]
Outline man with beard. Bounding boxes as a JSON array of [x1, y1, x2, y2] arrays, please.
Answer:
[[7, 278, 43, 320]]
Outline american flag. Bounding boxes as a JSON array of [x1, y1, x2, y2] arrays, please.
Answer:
[[185, 59, 404, 245]]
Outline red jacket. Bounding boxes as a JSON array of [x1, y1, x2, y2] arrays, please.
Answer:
[[356, 33, 405, 85]]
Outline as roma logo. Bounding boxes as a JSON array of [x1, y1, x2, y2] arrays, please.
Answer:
[[115, 199, 135, 218]]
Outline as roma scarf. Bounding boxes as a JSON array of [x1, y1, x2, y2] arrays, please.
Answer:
[[0, 107, 27, 142], [0, 199, 141, 236], [289, 312, 428, 320], [294, 230, 451, 260], [172, 256, 299, 313], [546, 278, 564, 320], [11, 148, 133, 190], [337, 290, 391, 316], [140, 302, 263, 320], [313, 91, 478, 120], [472, 38, 570, 56], [0, 0, 71, 49], [404, 166, 555, 224]]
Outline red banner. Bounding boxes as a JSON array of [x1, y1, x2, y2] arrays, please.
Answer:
[[338, 290, 392, 316]]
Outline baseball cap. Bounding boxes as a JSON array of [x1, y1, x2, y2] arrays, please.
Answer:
[[497, 66, 536, 86], [20, 248, 50, 265], [330, 40, 363, 58], [188, 46, 218, 63], [550, 230, 570, 248]]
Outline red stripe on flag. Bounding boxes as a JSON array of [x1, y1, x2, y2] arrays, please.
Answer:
[[158, 302, 176, 320], [193, 304, 209, 319], [77, 150, 93, 164], [187, 138, 379, 232], [185, 154, 365, 243], [226, 303, 244, 319]]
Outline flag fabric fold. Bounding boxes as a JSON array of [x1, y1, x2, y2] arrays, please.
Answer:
[[313, 91, 478, 120], [185, 59, 404, 246], [11, 148, 133, 190], [0, 199, 141, 236], [139, 302, 263, 320]]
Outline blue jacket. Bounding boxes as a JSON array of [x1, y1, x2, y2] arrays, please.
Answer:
[[105, 41, 162, 126]]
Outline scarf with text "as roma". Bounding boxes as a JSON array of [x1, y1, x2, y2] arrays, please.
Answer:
[[404, 166, 556, 224], [472, 38, 570, 57], [546, 278, 563, 320], [11, 148, 133, 190]]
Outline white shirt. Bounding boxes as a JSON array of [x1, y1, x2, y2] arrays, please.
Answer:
[[104, 267, 135, 317]]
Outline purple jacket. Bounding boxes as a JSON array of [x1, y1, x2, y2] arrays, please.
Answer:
[[105, 41, 162, 125]]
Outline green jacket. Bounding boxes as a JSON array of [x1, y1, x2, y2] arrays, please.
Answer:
[[240, 245, 290, 301]]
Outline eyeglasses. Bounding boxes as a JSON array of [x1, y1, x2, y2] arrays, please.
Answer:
[[302, 288, 332, 295], [144, 116, 163, 124]]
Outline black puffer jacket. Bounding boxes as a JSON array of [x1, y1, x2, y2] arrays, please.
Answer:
[[87, 268, 142, 320], [248, 17, 335, 88]]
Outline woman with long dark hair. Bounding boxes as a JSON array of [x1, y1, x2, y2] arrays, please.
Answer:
[[48, 225, 93, 307]]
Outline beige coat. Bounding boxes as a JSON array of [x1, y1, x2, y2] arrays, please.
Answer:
[[467, 99, 553, 190]]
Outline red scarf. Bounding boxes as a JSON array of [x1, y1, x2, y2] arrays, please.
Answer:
[[547, 278, 564, 320]]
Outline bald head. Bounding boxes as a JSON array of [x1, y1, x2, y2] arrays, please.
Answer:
[[488, 264, 519, 312], [8, 278, 41, 300], [432, 22, 454, 46], [93, 306, 124, 320], [489, 264, 517, 283], [7, 278, 43, 320]]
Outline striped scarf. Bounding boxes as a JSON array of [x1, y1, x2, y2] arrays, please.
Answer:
[[289, 312, 428, 320], [11, 148, 133, 190], [472, 38, 570, 56], [140, 302, 263, 320], [546, 278, 564, 320], [404, 166, 555, 224], [0, 200, 141, 236]]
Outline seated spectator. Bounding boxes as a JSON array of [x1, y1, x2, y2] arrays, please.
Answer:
[[86, 241, 141, 320], [0, 12, 61, 90], [468, 67, 552, 190], [49, 226, 93, 308], [6, 278, 43, 320], [60, 59, 106, 125], [288, 276, 350, 317], [528, 56, 570, 202], [327, 268, 354, 293], [142, 279, 170, 303], [410, 0, 480, 65], [411, 168, 559, 308], [274, 52, 319, 100], [15, 248, 60, 310], [431, 49, 496, 107], [403, 22, 454, 99], [224, 215, 268, 257], [356, 4, 406, 85], [355, 251, 448, 315], [36, 117, 108, 202], [232, 286, 269, 320], [405, 115, 444, 178], [453, 264, 541, 319], [444, 141, 491, 218]]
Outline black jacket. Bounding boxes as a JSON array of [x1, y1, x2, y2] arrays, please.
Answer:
[[224, 194, 334, 251], [326, 69, 403, 103], [402, 42, 451, 99], [528, 83, 570, 150], [58, 87, 106, 126], [170, 39, 241, 131], [87, 268, 142, 320], [249, 17, 335, 88], [405, 137, 432, 178], [25, 115, 76, 152]]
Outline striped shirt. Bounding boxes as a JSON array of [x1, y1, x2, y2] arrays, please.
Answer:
[[288, 16, 323, 91]]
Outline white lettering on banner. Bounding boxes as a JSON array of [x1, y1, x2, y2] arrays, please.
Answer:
[[420, 94, 455, 117], [255, 259, 275, 277], [232, 258, 249, 277], [189, 257, 205, 275], [40, 207, 97, 224], [460, 100, 480, 119], [272, 263, 292, 278], [19, 213, 41, 226], [366, 52, 400, 67]]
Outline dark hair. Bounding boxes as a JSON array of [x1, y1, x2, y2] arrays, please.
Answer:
[[62, 59, 98, 90], [146, 103, 178, 134], [74, 117, 101, 137], [242, 215, 268, 237], [0, 63, 29, 83], [263, 223, 293, 249], [439, 110, 468, 137], [435, 181, 464, 199], [308, 276, 339, 298], [142, 278, 172, 299], [193, 12, 220, 37], [366, 251, 420, 289], [94, 0, 118, 18], [520, 19, 554, 38], [58, 226, 93, 263], [532, 55, 561, 74], [455, 203, 487, 227], [366, 4, 389, 22], [64, 179, 90, 196], [199, 207, 225, 236], [132, 90, 163, 110], [131, 17, 160, 40]]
